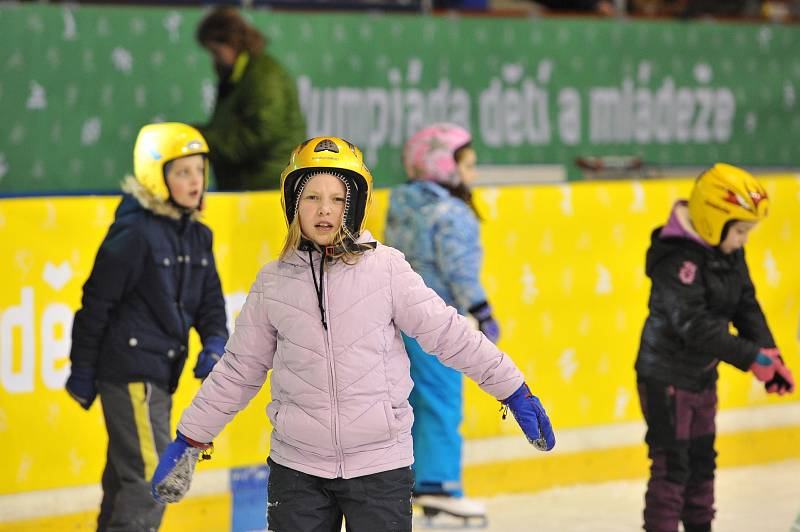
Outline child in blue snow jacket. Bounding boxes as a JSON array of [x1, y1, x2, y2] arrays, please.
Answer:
[[384, 123, 500, 521]]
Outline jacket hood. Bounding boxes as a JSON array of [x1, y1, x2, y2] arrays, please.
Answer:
[[120, 176, 201, 222], [645, 201, 707, 277], [393, 180, 450, 208]]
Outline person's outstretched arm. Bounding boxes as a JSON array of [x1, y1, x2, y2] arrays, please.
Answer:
[[152, 272, 277, 503], [388, 247, 554, 450]]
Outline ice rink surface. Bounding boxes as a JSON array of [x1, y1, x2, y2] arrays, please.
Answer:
[[414, 460, 800, 532]]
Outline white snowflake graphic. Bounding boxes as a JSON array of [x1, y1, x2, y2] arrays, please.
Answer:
[[693, 63, 712, 84], [559, 185, 573, 215], [613, 388, 630, 419], [111, 47, 133, 75], [62, 8, 77, 40], [407, 58, 423, 84], [745, 112, 758, 134], [81, 117, 102, 146], [10, 124, 25, 144], [163, 11, 182, 43], [595, 264, 612, 294], [784, 83, 796, 109], [130, 17, 146, 35], [151, 51, 165, 67], [26, 81, 47, 110], [135, 86, 147, 107], [201, 79, 216, 114], [559, 348, 578, 382], [521, 263, 539, 304], [0, 153, 8, 180], [537, 60, 553, 84], [763, 249, 780, 286], [31, 160, 44, 179]]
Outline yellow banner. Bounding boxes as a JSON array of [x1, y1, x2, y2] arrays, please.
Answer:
[[1, 177, 798, 494]]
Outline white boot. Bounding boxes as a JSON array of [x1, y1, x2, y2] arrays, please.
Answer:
[[414, 494, 488, 528]]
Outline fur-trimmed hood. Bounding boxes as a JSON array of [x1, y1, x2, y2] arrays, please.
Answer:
[[121, 176, 201, 221]]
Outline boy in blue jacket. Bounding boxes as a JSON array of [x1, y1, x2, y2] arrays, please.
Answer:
[[66, 122, 228, 531]]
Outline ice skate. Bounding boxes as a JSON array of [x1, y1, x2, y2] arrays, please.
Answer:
[[413, 494, 488, 529]]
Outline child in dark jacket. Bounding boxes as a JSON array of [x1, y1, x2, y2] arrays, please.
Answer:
[[65, 122, 228, 531], [635, 163, 794, 532]]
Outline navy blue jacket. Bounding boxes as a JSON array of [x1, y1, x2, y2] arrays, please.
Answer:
[[70, 179, 228, 393]]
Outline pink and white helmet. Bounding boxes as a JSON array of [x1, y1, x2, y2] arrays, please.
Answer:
[[403, 123, 472, 186]]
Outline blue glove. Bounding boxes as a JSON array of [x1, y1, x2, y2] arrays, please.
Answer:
[[151, 431, 212, 503], [193, 335, 226, 379], [469, 301, 500, 344], [65, 366, 97, 410], [501, 382, 555, 451]]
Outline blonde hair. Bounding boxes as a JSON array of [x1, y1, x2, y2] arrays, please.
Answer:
[[280, 217, 369, 266]]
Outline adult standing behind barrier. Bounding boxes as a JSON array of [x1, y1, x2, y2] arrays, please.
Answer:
[[195, 7, 305, 191], [383, 123, 501, 526], [65, 123, 229, 531], [635, 163, 795, 532]]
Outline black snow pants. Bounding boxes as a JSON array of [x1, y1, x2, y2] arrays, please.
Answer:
[[266, 457, 414, 532]]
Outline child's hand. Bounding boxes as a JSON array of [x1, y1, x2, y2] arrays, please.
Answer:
[[151, 431, 212, 503], [468, 301, 500, 344], [500, 383, 555, 451], [193, 335, 226, 379], [65, 366, 97, 410], [763, 352, 795, 395], [749, 350, 779, 382]]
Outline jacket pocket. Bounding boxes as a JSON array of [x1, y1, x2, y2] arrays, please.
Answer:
[[274, 402, 336, 454], [339, 400, 393, 451], [388, 402, 413, 442]]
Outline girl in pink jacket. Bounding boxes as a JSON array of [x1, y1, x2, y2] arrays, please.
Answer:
[[151, 136, 555, 531]]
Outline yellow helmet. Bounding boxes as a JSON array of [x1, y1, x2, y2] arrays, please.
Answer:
[[133, 122, 209, 201], [688, 163, 768, 246], [280, 137, 373, 236]]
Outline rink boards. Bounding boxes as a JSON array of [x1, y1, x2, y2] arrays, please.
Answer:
[[1, 175, 799, 527]]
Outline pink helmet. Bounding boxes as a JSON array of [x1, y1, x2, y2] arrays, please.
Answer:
[[403, 123, 472, 186]]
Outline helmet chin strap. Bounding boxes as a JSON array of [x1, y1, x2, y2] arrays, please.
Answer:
[[167, 195, 199, 215]]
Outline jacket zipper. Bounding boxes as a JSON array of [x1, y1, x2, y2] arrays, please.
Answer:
[[320, 254, 345, 477]]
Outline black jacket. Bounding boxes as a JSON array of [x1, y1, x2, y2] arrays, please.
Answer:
[[635, 228, 774, 391], [70, 178, 228, 393]]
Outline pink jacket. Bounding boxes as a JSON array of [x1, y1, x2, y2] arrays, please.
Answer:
[[178, 231, 524, 479]]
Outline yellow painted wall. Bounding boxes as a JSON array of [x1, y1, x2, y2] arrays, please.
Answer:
[[1, 176, 798, 497]]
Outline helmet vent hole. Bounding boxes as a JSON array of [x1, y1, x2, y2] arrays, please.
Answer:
[[314, 139, 339, 153]]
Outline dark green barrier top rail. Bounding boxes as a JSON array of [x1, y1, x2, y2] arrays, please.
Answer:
[[1, 4, 798, 193]]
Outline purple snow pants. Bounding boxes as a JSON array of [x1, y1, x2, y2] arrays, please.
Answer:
[[637, 379, 718, 532]]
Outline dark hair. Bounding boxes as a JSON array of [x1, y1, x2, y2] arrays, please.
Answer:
[[196, 7, 266, 54], [718, 219, 736, 244], [447, 143, 482, 220]]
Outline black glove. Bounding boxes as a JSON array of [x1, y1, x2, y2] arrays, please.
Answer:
[[468, 301, 500, 343], [764, 355, 795, 395], [66, 366, 97, 410]]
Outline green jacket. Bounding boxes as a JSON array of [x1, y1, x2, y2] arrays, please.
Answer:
[[199, 51, 306, 190]]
